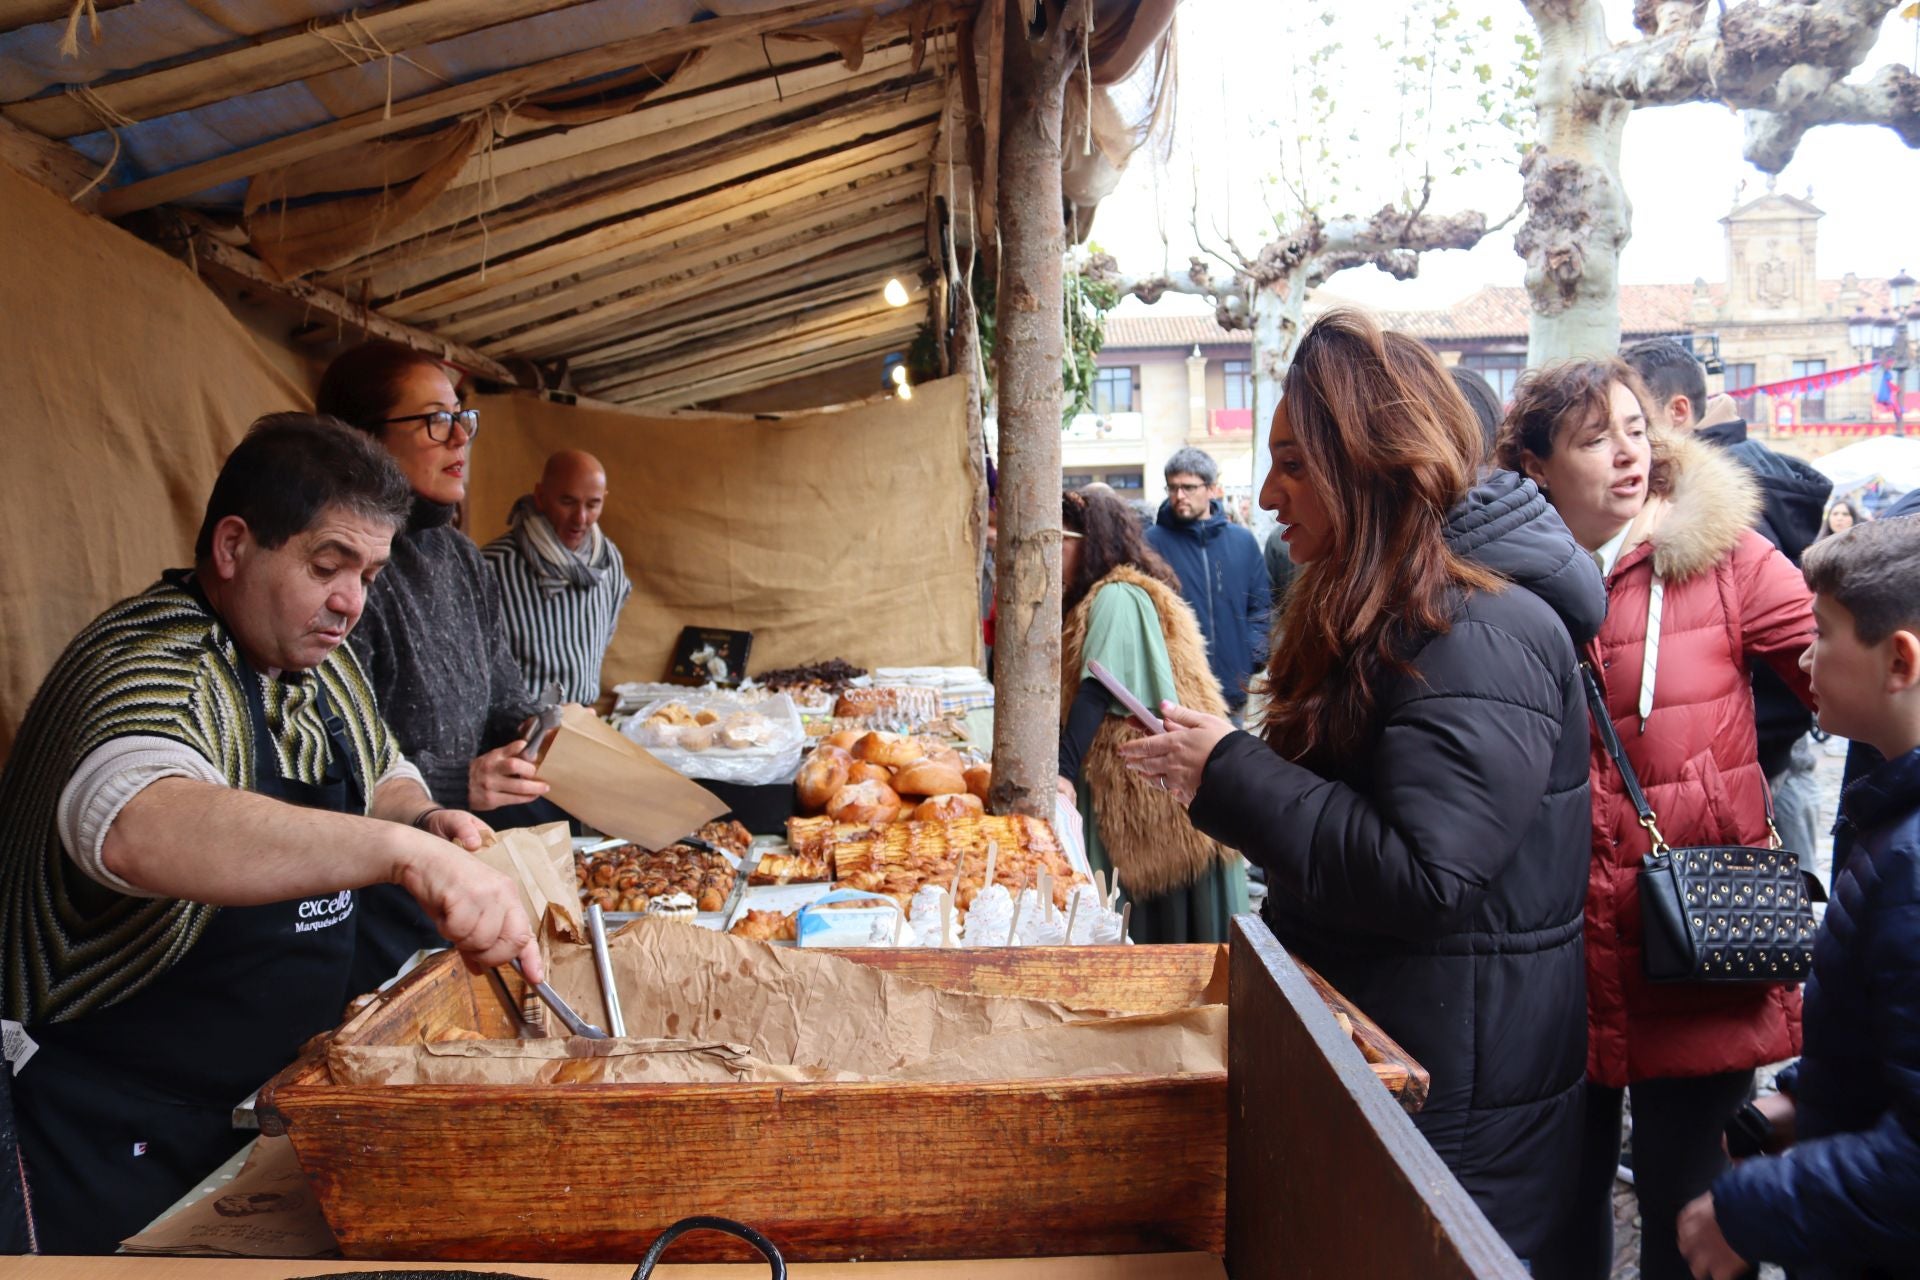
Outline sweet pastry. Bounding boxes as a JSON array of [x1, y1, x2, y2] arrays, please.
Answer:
[[963, 764, 991, 801], [728, 909, 798, 942], [913, 792, 983, 822], [795, 745, 853, 812], [890, 758, 967, 798], [851, 731, 925, 769], [826, 778, 902, 824], [645, 891, 698, 923]]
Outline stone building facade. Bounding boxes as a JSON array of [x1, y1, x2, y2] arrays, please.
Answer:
[[1086, 191, 1914, 492]]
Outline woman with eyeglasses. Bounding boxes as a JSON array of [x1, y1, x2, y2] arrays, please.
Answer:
[[316, 341, 549, 992]]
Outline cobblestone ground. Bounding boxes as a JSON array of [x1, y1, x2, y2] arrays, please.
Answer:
[[1606, 739, 1848, 1280]]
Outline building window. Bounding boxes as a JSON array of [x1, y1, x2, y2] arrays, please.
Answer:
[[1459, 352, 1527, 404], [1725, 362, 1757, 416], [1092, 366, 1136, 415], [1791, 359, 1827, 422], [1223, 360, 1252, 411]]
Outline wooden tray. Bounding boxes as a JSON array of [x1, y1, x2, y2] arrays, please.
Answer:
[[260, 946, 1232, 1264]]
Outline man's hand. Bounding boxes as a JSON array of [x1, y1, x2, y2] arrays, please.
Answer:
[[1114, 702, 1236, 806], [468, 740, 550, 812], [393, 833, 542, 982], [1677, 1193, 1751, 1280], [419, 807, 493, 851]]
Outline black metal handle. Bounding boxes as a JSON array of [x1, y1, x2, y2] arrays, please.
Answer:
[[630, 1215, 787, 1279]]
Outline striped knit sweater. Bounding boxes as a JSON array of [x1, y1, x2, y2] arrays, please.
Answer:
[[481, 533, 632, 705], [0, 573, 400, 1027]]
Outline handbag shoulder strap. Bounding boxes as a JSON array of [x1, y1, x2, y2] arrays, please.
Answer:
[[1581, 662, 1671, 853]]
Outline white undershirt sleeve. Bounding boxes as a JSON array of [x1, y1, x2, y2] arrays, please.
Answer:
[[57, 735, 228, 898]]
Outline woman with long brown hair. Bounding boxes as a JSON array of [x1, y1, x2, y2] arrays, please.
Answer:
[[1056, 486, 1247, 943], [1121, 312, 1607, 1269]]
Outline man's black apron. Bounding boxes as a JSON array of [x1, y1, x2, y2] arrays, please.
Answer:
[[13, 663, 363, 1254]]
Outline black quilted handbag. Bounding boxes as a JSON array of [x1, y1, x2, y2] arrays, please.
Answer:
[[1583, 665, 1825, 984]]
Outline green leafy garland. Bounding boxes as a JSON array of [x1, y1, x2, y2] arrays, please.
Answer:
[[951, 258, 1118, 426]]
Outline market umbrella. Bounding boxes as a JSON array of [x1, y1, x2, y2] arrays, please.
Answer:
[[1811, 437, 1920, 501]]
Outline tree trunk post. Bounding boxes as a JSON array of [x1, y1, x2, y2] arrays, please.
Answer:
[[951, 278, 992, 664], [1519, 0, 1632, 364], [988, 0, 1076, 819]]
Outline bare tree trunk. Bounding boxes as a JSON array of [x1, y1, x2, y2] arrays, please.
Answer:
[[988, 0, 1076, 819], [1246, 281, 1307, 541], [1519, 0, 1632, 363], [951, 279, 991, 665]]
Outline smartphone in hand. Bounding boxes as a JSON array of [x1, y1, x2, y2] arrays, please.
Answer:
[[1087, 659, 1167, 734]]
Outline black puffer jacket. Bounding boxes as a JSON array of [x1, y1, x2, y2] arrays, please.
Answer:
[[1190, 472, 1605, 1266]]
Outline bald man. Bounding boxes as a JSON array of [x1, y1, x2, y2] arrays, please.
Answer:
[[482, 451, 633, 703]]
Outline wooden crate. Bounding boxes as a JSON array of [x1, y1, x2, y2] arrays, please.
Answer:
[[259, 945, 1231, 1264]]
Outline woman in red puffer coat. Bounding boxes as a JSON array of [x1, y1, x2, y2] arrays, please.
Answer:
[[1499, 358, 1814, 1280]]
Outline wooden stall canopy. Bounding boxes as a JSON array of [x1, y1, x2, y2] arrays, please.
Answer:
[[0, 0, 1178, 411]]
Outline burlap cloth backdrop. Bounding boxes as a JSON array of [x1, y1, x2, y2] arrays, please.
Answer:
[[0, 166, 309, 760], [463, 379, 981, 687]]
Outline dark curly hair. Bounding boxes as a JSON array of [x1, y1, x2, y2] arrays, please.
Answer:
[[1062, 487, 1180, 612]]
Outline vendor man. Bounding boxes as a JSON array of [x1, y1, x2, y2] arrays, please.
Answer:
[[483, 449, 632, 705], [0, 415, 541, 1254]]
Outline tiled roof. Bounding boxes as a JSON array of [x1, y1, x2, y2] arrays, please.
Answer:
[[1104, 276, 1901, 352], [1102, 313, 1250, 349]]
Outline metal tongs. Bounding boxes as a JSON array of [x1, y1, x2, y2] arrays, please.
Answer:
[[519, 681, 566, 762], [485, 960, 611, 1040]]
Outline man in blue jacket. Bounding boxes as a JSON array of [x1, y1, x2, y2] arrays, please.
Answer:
[[1145, 447, 1269, 718], [1678, 514, 1920, 1280]]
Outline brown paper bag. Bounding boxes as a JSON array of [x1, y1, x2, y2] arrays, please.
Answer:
[[119, 1136, 337, 1257], [473, 822, 583, 943], [536, 704, 728, 847]]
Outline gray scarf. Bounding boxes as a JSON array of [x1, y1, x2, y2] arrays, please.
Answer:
[[507, 495, 611, 595]]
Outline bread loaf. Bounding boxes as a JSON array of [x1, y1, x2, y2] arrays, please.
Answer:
[[963, 763, 991, 801], [852, 731, 925, 769], [794, 746, 852, 812], [848, 760, 892, 785], [826, 779, 902, 825], [914, 793, 985, 822], [891, 758, 968, 798]]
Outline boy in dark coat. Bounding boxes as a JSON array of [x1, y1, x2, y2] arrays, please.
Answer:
[[1679, 514, 1920, 1280]]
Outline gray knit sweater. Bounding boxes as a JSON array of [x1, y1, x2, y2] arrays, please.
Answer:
[[350, 500, 539, 807]]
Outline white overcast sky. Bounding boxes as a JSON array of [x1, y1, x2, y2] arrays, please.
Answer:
[[1094, 0, 1920, 314]]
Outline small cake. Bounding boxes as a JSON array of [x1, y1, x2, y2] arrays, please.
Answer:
[[644, 891, 698, 924]]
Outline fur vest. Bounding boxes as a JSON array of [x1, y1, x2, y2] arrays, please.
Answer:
[[1060, 565, 1238, 898]]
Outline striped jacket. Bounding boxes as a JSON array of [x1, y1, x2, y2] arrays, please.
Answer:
[[0, 574, 401, 1026], [481, 534, 632, 705]]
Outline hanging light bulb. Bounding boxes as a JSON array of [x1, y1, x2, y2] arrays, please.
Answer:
[[883, 277, 910, 307], [890, 364, 909, 386]]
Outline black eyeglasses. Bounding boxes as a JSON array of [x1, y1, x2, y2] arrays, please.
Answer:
[[379, 408, 479, 443]]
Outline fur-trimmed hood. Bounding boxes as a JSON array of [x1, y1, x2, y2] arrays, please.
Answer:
[[1621, 431, 1762, 582]]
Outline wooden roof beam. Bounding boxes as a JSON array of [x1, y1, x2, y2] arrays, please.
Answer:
[[371, 128, 933, 318], [0, 111, 100, 207], [609, 328, 914, 410], [582, 290, 923, 395], [177, 227, 521, 385], [317, 65, 942, 280], [583, 306, 919, 401], [4, 0, 608, 139], [427, 168, 926, 341], [544, 251, 919, 369], [0, 0, 136, 34], [497, 225, 925, 363], [95, 0, 887, 217], [459, 201, 926, 354]]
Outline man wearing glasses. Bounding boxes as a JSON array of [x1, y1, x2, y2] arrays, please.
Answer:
[[1145, 447, 1270, 721]]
